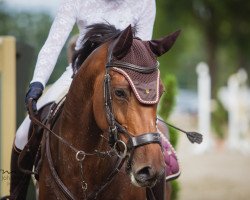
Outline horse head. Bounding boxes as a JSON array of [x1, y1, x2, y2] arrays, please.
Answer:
[[88, 25, 180, 188], [39, 23, 180, 199]]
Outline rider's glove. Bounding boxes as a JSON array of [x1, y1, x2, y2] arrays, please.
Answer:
[[25, 82, 44, 114]]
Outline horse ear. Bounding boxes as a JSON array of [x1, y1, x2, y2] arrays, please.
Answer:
[[113, 25, 133, 59], [148, 30, 181, 57]]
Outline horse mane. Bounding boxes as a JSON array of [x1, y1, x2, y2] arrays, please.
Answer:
[[72, 23, 136, 73]]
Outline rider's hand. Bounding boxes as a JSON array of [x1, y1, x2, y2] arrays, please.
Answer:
[[25, 82, 44, 115]]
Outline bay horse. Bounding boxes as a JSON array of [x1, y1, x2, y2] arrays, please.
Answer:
[[37, 24, 180, 200]]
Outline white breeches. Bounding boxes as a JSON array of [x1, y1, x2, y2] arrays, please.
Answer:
[[15, 66, 73, 150]]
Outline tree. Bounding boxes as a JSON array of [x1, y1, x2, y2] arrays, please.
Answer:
[[154, 0, 250, 96], [158, 74, 180, 200], [0, 3, 72, 84]]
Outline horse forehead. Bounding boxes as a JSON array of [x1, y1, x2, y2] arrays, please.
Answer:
[[110, 71, 129, 85]]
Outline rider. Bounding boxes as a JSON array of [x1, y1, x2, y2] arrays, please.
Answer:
[[8, 0, 179, 199]]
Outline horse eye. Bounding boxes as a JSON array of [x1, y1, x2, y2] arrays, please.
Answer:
[[114, 89, 127, 99]]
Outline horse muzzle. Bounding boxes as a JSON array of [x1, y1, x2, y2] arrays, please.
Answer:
[[133, 165, 164, 187], [126, 133, 165, 188]]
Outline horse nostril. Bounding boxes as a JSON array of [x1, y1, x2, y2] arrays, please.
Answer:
[[135, 166, 155, 182]]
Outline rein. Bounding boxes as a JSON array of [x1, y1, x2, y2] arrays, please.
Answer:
[[27, 101, 126, 200]]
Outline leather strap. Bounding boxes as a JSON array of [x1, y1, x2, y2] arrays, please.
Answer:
[[27, 100, 127, 200], [128, 133, 161, 150], [46, 131, 76, 200], [87, 157, 126, 199], [106, 60, 159, 74]]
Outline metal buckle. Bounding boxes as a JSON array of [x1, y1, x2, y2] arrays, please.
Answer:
[[76, 151, 86, 162], [113, 140, 127, 158]]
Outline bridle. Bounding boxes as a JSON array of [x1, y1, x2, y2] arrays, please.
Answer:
[[103, 40, 162, 171], [27, 39, 163, 200]]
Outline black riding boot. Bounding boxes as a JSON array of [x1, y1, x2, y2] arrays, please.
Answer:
[[8, 147, 31, 200], [146, 173, 166, 200]]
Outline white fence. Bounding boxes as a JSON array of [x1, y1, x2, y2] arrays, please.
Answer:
[[219, 69, 250, 153]]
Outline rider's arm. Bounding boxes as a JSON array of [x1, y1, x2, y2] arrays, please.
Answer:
[[30, 0, 80, 87], [136, 0, 156, 40]]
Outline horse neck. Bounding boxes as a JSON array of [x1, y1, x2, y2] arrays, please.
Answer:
[[61, 71, 99, 149]]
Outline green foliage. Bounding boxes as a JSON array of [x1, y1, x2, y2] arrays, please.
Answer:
[[157, 74, 179, 200], [154, 0, 250, 91], [158, 74, 178, 119], [0, 3, 71, 85], [154, 8, 249, 200], [171, 180, 180, 200], [169, 127, 179, 149], [212, 99, 228, 139], [0, 7, 52, 49], [0, 4, 54, 81]]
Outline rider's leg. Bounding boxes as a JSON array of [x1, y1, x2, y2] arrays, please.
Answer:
[[9, 66, 73, 199], [9, 146, 31, 200], [15, 117, 31, 150]]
